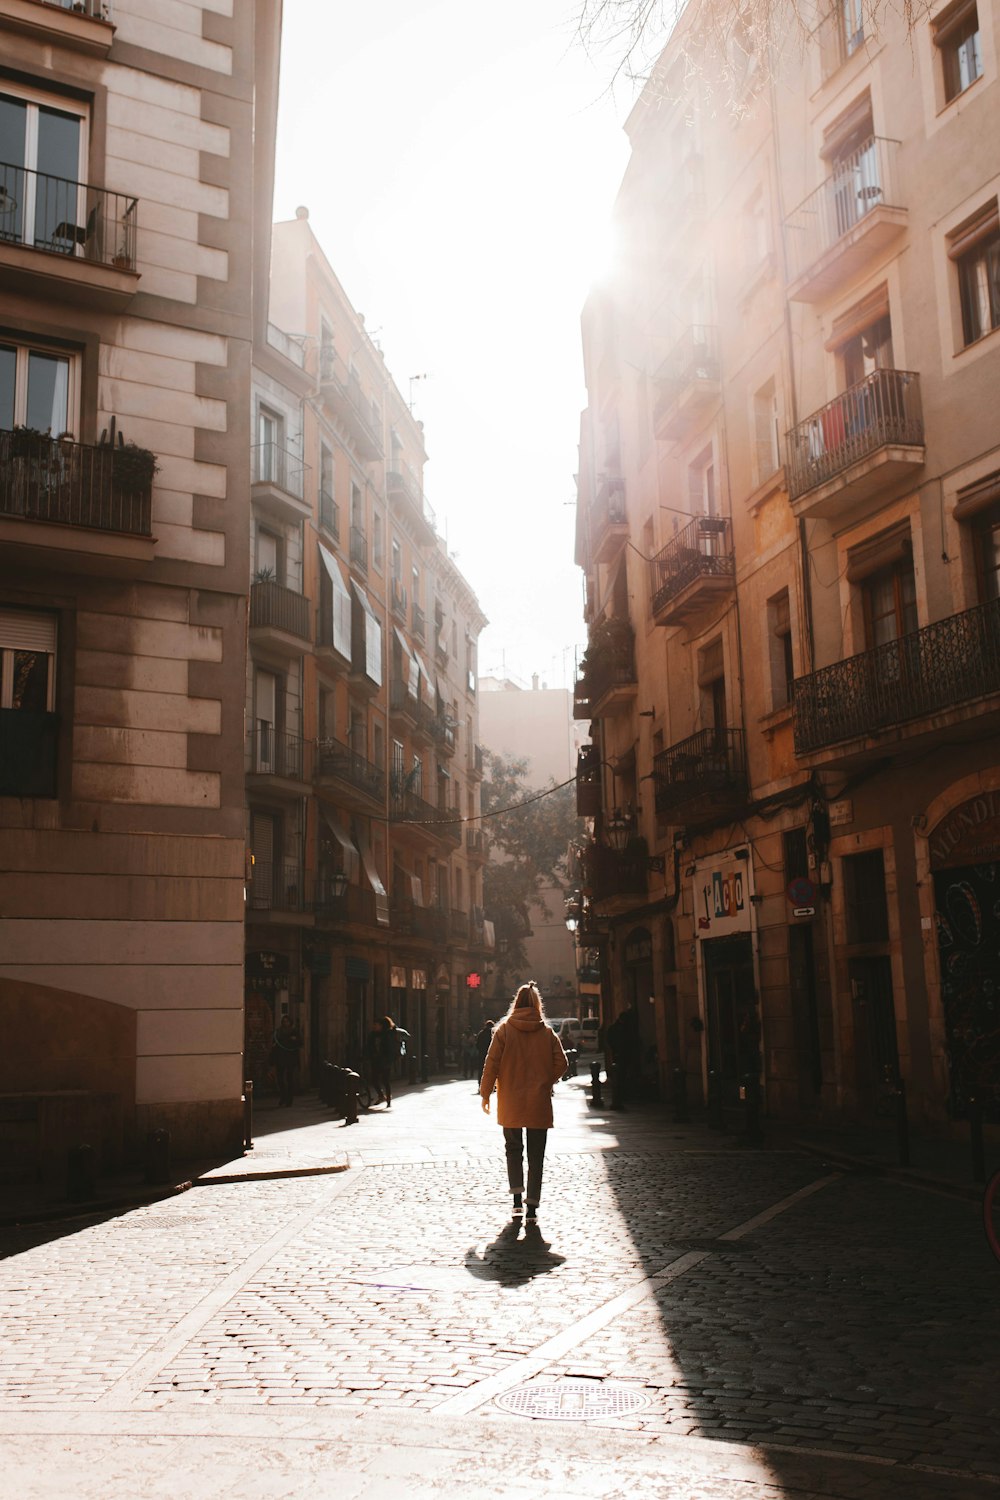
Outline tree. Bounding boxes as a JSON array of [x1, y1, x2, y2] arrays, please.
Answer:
[[481, 749, 582, 984]]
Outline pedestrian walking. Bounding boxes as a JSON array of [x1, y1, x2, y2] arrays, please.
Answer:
[[479, 982, 566, 1226], [474, 1019, 495, 1089], [366, 1014, 407, 1106], [271, 1013, 301, 1107]]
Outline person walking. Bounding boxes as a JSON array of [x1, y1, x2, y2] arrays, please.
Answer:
[[473, 1018, 494, 1094], [369, 1014, 407, 1106], [271, 1013, 301, 1108], [479, 983, 566, 1226]]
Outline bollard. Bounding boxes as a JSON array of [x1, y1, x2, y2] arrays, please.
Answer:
[[969, 1092, 986, 1183], [67, 1143, 97, 1202], [894, 1076, 910, 1169], [243, 1078, 254, 1152], [610, 1062, 626, 1112], [589, 1060, 604, 1109], [673, 1067, 689, 1124], [341, 1068, 360, 1126], [144, 1127, 171, 1184], [707, 1070, 723, 1130]]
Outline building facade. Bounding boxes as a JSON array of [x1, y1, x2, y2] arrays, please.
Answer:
[[245, 209, 490, 1083], [0, 0, 282, 1165], [573, 0, 1000, 1129]]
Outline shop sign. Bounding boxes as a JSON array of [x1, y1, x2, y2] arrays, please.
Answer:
[[390, 965, 407, 988], [928, 791, 1000, 870], [691, 851, 753, 940], [411, 968, 427, 990]]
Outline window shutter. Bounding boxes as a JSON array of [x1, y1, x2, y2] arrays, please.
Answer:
[[0, 610, 57, 652]]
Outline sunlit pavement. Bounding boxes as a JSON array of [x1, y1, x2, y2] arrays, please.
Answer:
[[1, 1074, 997, 1499]]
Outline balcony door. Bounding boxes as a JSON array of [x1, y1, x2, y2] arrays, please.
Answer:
[[862, 556, 917, 649], [0, 88, 87, 255], [0, 341, 74, 436], [254, 670, 277, 774]]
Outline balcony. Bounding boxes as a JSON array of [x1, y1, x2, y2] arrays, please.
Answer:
[[245, 729, 311, 791], [0, 1, 114, 55], [0, 428, 154, 571], [786, 370, 924, 518], [315, 736, 385, 806], [318, 346, 383, 461], [784, 137, 907, 302], [469, 743, 484, 780], [251, 442, 311, 525], [465, 828, 489, 861], [450, 908, 470, 943], [391, 788, 461, 843], [587, 475, 628, 565], [391, 577, 407, 619], [653, 728, 748, 818], [392, 900, 449, 943], [248, 579, 311, 658], [412, 602, 426, 641], [649, 515, 734, 626], [582, 841, 648, 908], [576, 623, 637, 719], [319, 488, 340, 541], [350, 525, 368, 575], [793, 596, 1000, 757], [0, 163, 137, 309], [431, 715, 457, 757], [389, 676, 421, 728], [653, 326, 721, 442], [247, 860, 307, 918], [314, 879, 379, 928], [387, 468, 435, 545], [0, 707, 58, 797], [576, 745, 602, 817]]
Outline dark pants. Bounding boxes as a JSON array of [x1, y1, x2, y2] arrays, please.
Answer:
[[503, 1126, 548, 1206], [275, 1059, 296, 1106]]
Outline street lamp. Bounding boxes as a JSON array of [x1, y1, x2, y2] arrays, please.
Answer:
[[604, 807, 636, 853]]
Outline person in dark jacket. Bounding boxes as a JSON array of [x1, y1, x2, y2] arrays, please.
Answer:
[[367, 1014, 407, 1106], [272, 1014, 301, 1107]]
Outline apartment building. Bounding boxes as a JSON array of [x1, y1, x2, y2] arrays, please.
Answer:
[[573, 0, 1000, 1131], [246, 209, 490, 1083], [0, 0, 281, 1167]]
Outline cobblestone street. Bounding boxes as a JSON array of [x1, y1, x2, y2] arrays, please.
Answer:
[[1, 1074, 997, 1498]]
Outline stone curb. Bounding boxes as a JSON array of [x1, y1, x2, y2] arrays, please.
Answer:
[[191, 1160, 350, 1186]]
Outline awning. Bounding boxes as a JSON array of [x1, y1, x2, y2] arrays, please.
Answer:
[[482, 919, 495, 949], [394, 627, 420, 697], [436, 676, 449, 706], [318, 544, 351, 660], [319, 807, 360, 884], [355, 828, 390, 926], [351, 579, 383, 686], [413, 649, 435, 701]]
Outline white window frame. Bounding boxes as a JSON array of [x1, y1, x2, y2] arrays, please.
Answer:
[[0, 608, 57, 711], [0, 82, 89, 251], [0, 338, 80, 437]]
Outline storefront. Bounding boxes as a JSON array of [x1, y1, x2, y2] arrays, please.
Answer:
[[692, 848, 759, 1107]]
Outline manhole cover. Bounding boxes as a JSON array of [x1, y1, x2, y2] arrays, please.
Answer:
[[495, 1381, 652, 1421]]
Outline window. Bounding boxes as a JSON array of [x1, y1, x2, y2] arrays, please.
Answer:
[[843, 849, 889, 943], [373, 721, 385, 769], [372, 505, 384, 572], [950, 202, 1000, 347], [253, 670, 277, 773], [254, 528, 281, 584], [840, 313, 894, 388], [753, 380, 780, 482], [973, 501, 1000, 602], [0, 86, 88, 255], [688, 445, 716, 515], [319, 684, 336, 741], [391, 737, 405, 789], [391, 538, 402, 582], [823, 94, 879, 239], [840, 0, 864, 56], [0, 340, 76, 435], [768, 590, 794, 709], [0, 607, 58, 797], [935, 0, 982, 101], [783, 827, 809, 883], [698, 637, 726, 737], [863, 555, 917, 648]]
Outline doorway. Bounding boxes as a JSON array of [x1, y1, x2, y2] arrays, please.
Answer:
[[702, 934, 758, 1105]]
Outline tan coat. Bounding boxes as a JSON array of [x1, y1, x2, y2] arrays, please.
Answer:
[[480, 1011, 567, 1129]]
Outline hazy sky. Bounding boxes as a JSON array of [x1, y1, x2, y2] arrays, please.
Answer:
[[272, 1, 634, 690]]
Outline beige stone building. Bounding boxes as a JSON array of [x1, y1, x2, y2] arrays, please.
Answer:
[[0, 0, 283, 1166], [244, 210, 491, 1082], [573, 0, 1000, 1131]]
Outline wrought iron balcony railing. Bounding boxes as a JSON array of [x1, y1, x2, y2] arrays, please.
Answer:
[[576, 745, 602, 817], [583, 841, 648, 903], [350, 524, 368, 573], [0, 428, 152, 535], [391, 788, 460, 838], [649, 514, 733, 620], [653, 728, 748, 815], [794, 595, 1000, 754], [387, 468, 436, 536], [251, 441, 307, 499], [391, 577, 407, 618], [249, 579, 310, 641], [0, 161, 136, 270], [471, 742, 484, 776], [655, 323, 720, 394], [315, 735, 385, 801], [465, 829, 489, 857], [318, 346, 383, 458], [38, 1, 112, 15], [581, 638, 636, 713], [246, 728, 311, 782], [248, 860, 305, 914], [784, 136, 902, 284], [786, 369, 923, 501], [390, 676, 421, 719], [412, 602, 426, 640], [319, 488, 339, 539]]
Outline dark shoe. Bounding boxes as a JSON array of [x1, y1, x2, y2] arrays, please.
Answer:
[[384, 1097, 391, 1106], [512, 1194, 523, 1216], [525, 1204, 538, 1225]]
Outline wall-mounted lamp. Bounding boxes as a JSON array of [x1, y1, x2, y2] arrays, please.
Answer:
[[604, 807, 636, 853]]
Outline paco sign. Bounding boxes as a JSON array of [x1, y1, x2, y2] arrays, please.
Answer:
[[691, 850, 754, 940]]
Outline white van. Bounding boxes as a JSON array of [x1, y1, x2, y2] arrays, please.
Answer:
[[548, 1017, 583, 1051]]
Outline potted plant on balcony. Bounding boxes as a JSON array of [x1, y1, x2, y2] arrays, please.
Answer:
[[110, 439, 157, 492]]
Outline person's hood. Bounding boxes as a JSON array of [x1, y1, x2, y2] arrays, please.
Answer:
[[508, 1010, 544, 1032]]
